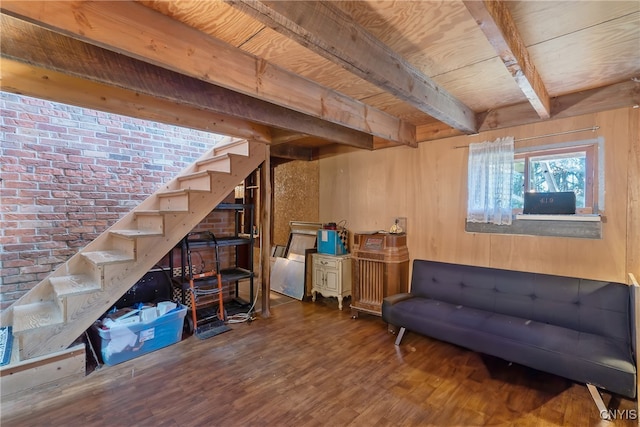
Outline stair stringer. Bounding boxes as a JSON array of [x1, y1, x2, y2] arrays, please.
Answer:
[[0, 138, 266, 360]]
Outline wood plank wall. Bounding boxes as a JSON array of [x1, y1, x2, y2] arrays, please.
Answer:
[[319, 107, 640, 283]]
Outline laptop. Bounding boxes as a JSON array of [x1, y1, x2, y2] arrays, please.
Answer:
[[523, 191, 576, 214]]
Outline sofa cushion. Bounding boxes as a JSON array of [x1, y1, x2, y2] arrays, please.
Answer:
[[410, 260, 631, 343]]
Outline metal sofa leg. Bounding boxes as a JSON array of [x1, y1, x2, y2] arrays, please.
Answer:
[[586, 383, 611, 420], [394, 327, 406, 346]]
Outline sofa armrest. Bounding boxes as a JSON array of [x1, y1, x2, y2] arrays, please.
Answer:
[[381, 293, 413, 325], [383, 293, 414, 306], [629, 273, 639, 407]]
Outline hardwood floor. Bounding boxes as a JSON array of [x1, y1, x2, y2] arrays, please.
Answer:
[[1, 294, 637, 426]]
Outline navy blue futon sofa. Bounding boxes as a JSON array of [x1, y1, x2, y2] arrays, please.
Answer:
[[382, 259, 639, 419]]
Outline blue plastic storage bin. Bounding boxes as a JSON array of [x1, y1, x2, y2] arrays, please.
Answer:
[[92, 304, 186, 366], [317, 229, 347, 255]]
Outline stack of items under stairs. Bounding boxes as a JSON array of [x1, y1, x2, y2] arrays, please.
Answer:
[[87, 267, 188, 366]]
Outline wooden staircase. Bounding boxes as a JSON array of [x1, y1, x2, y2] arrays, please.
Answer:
[[0, 138, 265, 362]]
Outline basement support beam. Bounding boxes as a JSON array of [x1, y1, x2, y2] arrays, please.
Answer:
[[463, 0, 551, 119], [0, 1, 414, 146], [227, 0, 476, 135], [260, 149, 272, 318], [269, 144, 314, 161], [270, 129, 310, 145], [0, 14, 374, 149], [1, 58, 273, 142]]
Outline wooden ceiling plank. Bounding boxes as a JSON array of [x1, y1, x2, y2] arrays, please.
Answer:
[[0, 14, 374, 150], [0, 1, 413, 146], [463, 0, 551, 119], [225, 0, 477, 135]]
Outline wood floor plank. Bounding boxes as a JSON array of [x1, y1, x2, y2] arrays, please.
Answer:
[[1, 294, 637, 426]]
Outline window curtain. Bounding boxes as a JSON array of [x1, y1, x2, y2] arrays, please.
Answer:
[[467, 136, 514, 225]]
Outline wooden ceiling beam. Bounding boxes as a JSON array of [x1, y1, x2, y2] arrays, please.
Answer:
[[463, 0, 551, 119], [478, 78, 640, 130], [270, 144, 314, 161], [1, 58, 272, 142], [0, 14, 374, 150], [0, 1, 414, 146], [270, 129, 309, 145], [226, 0, 477, 135], [416, 79, 640, 143]]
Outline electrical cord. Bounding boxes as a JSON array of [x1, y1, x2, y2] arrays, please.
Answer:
[[226, 289, 259, 323]]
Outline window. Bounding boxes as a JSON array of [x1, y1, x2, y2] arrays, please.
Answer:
[[465, 137, 604, 238], [512, 139, 601, 214]]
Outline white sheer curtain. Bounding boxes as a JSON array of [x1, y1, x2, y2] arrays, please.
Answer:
[[467, 136, 514, 225]]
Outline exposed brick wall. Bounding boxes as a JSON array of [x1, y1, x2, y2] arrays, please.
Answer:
[[0, 92, 235, 310]]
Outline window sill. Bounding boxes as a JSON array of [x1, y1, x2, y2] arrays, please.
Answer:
[[465, 215, 602, 239], [515, 214, 601, 222]]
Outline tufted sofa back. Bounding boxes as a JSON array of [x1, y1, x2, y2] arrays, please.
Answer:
[[410, 259, 631, 344]]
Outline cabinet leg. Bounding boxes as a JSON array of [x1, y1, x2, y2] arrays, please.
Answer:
[[311, 291, 316, 302], [338, 296, 343, 310]]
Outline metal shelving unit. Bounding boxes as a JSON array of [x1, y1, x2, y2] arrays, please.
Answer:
[[171, 203, 255, 314]]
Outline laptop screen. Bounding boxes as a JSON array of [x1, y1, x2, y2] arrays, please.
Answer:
[[523, 192, 576, 215]]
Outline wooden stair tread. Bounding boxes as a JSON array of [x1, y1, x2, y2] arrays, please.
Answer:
[[134, 211, 163, 216], [177, 170, 215, 191], [195, 153, 231, 170], [178, 170, 213, 181], [50, 275, 101, 297], [157, 188, 208, 197], [110, 229, 164, 238], [82, 250, 134, 266], [213, 139, 248, 156], [157, 189, 188, 197], [12, 301, 63, 333]]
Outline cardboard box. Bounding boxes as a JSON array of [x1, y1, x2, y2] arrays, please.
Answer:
[[92, 304, 186, 366]]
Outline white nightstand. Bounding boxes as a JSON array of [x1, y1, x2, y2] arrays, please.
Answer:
[[311, 253, 352, 310]]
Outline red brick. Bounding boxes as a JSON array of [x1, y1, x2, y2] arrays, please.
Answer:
[[19, 113, 49, 123], [0, 190, 18, 200], [51, 248, 78, 258], [20, 265, 52, 274], [4, 258, 35, 268], [38, 198, 66, 206], [39, 108, 72, 119], [3, 118, 37, 128], [17, 250, 50, 260], [42, 152, 68, 161], [4, 227, 36, 237], [0, 283, 18, 293], [20, 235, 53, 244], [18, 189, 51, 198], [0, 236, 18, 245]]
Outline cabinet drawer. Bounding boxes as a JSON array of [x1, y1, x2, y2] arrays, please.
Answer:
[[314, 258, 339, 269]]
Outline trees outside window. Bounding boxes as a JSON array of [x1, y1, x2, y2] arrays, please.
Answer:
[[512, 144, 597, 213]]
